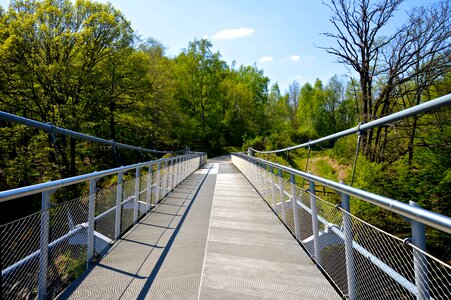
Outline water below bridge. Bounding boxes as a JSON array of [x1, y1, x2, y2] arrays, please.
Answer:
[[57, 156, 339, 299]]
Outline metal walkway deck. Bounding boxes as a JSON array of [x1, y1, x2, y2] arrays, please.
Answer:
[[58, 156, 339, 299]]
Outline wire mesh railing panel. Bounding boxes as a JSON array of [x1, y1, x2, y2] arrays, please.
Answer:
[[1, 213, 41, 300], [343, 210, 416, 299], [298, 189, 314, 255], [46, 195, 90, 298], [95, 185, 117, 240], [121, 179, 135, 234], [408, 244, 451, 299], [314, 194, 348, 295]]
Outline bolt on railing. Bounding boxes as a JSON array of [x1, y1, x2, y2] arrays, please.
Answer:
[[0, 153, 206, 300], [232, 153, 451, 300]]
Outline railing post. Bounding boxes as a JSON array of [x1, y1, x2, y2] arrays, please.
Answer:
[[278, 169, 286, 221], [168, 159, 173, 192], [290, 174, 300, 238], [38, 189, 55, 300], [155, 162, 161, 203], [87, 178, 98, 266], [309, 180, 321, 264], [163, 160, 168, 197], [115, 172, 124, 239], [174, 157, 179, 187], [262, 164, 269, 201], [146, 165, 152, 211], [270, 166, 277, 209], [342, 188, 356, 300], [134, 167, 142, 224], [410, 201, 429, 300]]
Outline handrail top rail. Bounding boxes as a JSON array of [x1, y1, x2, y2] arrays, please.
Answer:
[[0, 153, 205, 202], [0, 110, 188, 155], [250, 93, 451, 154], [232, 153, 451, 234]]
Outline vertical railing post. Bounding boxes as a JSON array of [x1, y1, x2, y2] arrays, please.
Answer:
[[115, 172, 124, 239], [262, 164, 268, 201], [87, 178, 98, 266], [38, 189, 55, 300], [174, 157, 179, 187], [163, 160, 168, 197], [134, 167, 142, 224], [270, 166, 277, 208], [342, 188, 356, 300], [278, 169, 286, 221], [155, 162, 161, 203], [410, 201, 429, 300], [168, 159, 173, 192], [146, 165, 153, 211], [309, 180, 321, 264], [290, 174, 300, 238]]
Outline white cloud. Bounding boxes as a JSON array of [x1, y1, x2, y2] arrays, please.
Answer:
[[212, 27, 255, 40], [290, 55, 301, 62], [259, 56, 274, 63]]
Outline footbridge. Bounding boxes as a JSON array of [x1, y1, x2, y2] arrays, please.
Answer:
[[1, 94, 451, 300]]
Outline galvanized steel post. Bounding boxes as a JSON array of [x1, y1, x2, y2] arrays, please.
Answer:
[[146, 165, 152, 211], [163, 160, 169, 197], [87, 178, 98, 266], [278, 169, 286, 221], [270, 166, 277, 209], [410, 201, 429, 300], [134, 167, 142, 224], [342, 189, 356, 300], [168, 159, 173, 192], [38, 189, 54, 300], [309, 180, 321, 264], [115, 172, 124, 239], [155, 162, 161, 203], [290, 174, 300, 238]]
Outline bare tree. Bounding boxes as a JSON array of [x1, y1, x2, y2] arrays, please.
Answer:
[[322, 0, 450, 161], [287, 80, 300, 126]]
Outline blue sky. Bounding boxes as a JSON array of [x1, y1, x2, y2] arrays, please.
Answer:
[[0, 0, 428, 92]]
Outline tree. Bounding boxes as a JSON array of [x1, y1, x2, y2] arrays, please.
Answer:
[[287, 80, 300, 127], [174, 39, 227, 150], [0, 0, 134, 176], [322, 0, 403, 156], [323, 0, 450, 161]]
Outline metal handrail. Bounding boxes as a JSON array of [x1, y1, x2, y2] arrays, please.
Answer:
[[0, 111, 188, 154], [233, 153, 451, 234], [0, 153, 204, 202], [250, 93, 451, 154]]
